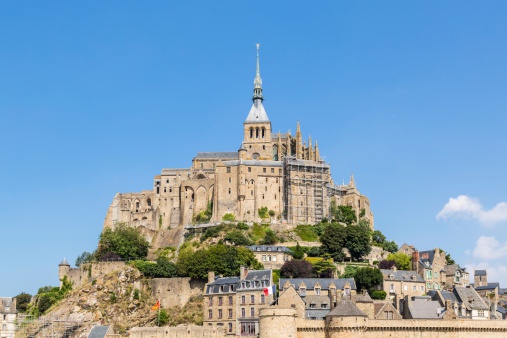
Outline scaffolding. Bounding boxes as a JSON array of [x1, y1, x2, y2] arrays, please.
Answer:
[[15, 314, 83, 338], [283, 156, 330, 224]]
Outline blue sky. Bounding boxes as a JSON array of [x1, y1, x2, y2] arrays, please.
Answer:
[[1, 1, 507, 297]]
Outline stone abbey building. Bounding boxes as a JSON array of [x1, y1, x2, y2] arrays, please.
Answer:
[[103, 46, 373, 240]]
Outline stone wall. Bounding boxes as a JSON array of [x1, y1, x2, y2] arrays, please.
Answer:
[[130, 326, 225, 338], [64, 261, 126, 289], [148, 278, 206, 308]]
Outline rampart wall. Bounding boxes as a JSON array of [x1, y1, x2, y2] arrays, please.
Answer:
[[148, 278, 206, 308], [130, 326, 225, 338], [64, 262, 126, 288]]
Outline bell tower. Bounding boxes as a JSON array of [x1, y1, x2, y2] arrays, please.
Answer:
[[243, 43, 272, 160]]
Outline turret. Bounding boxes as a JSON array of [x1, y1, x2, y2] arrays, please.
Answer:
[[58, 258, 70, 287]]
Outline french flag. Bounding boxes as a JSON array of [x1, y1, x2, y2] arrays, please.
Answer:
[[263, 285, 275, 296]]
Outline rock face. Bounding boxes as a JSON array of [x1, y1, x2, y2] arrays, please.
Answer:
[[22, 266, 185, 338]]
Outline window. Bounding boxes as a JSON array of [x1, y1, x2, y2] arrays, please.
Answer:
[[229, 188, 231, 194], [213, 163, 215, 169], [404, 285, 407, 291], [322, 304, 328, 309], [218, 297, 223, 306], [250, 295, 255, 304], [228, 323, 233, 333], [229, 296, 233, 305], [218, 309, 222, 319], [272, 255, 277, 261], [279, 169, 282, 174], [263, 168, 266, 173], [413, 286, 417, 291], [420, 286, 424, 291], [260, 294, 265, 304], [385, 311, 393, 319], [208, 297, 213, 306], [271, 168, 274, 173], [241, 295, 246, 305], [262, 194, 264, 199], [315, 288, 320, 295], [248, 167, 251, 172], [250, 307, 255, 317], [478, 310, 484, 317], [241, 322, 256, 335], [226, 167, 231, 173], [262, 255, 266, 261], [251, 190, 253, 196], [309, 303, 316, 309], [208, 310, 213, 319], [229, 177, 232, 183], [241, 308, 246, 317], [201, 163, 204, 169], [164, 187, 166, 193], [228, 308, 233, 318]]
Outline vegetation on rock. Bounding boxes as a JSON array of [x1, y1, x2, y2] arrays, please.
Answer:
[[97, 223, 149, 260]]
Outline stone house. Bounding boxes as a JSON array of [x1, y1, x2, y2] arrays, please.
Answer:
[[443, 264, 470, 289], [380, 267, 426, 312], [0, 297, 16, 338], [397, 243, 416, 256], [280, 278, 357, 304], [412, 248, 447, 291], [245, 245, 292, 269], [203, 267, 274, 336]]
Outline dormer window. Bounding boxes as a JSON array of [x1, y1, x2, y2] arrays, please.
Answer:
[[389, 274, 394, 279], [315, 287, 321, 295]]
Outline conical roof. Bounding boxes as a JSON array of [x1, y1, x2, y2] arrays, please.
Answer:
[[326, 300, 367, 317], [59, 258, 70, 266]]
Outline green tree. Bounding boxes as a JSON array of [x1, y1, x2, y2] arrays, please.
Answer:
[[280, 260, 314, 278], [383, 240, 398, 253], [261, 229, 277, 245], [320, 223, 346, 261], [333, 205, 357, 225], [268, 210, 276, 219], [291, 242, 305, 259], [344, 223, 372, 261], [176, 244, 262, 279], [224, 230, 253, 246], [440, 249, 456, 265], [340, 265, 358, 278], [157, 308, 169, 326], [97, 223, 149, 260], [258, 206, 269, 220], [14, 292, 32, 313], [354, 267, 383, 294], [371, 230, 386, 246], [75, 251, 95, 267], [386, 252, 411, 270], [312, 260, 336, 278]]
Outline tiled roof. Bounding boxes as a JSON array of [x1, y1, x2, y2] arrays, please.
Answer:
[[326, 300, 367, 317], [380, 269, 424, 282], [475, 270, 487, 276], [246, 245, 291, 253], [280, 278, 356, 291], [194, 152, 238, 159]]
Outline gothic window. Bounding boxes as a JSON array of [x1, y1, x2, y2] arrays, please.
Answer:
[[147, 198, 151, 206], [262, 127, 265, 138], [250, 128, 253, 138], [256, 128, 259, 138], [273, 145, 278, 161], [136, 201, 140, 210]]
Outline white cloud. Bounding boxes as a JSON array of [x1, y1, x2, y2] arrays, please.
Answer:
[[472, 236, 507, 260], [436, 195, 507, 226], [464, 262, 507, 284]]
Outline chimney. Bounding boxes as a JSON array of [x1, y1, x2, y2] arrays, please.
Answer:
[[391, 265, 397, 272], [412, 251, 420, 273], [208, 271, 215, 284], [240, 266, 248, 280]]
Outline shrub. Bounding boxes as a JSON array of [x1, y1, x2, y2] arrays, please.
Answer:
[[97, 222, 149, 260], [281, 260, 314, 278], [307, 246, 321, 257], [261, 229, 277, 245], [224, 230, 253, 246], [371, 290, 387, 300], [222, 213, 235, 222]]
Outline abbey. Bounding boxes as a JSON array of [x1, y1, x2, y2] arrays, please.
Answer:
[[103, 46, 373, 238]]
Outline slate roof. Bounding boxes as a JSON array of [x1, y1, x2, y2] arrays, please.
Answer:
[[418, 250, 436, 268], [87, 326, 110, 338], [475, 282, 499, 291], [206, 269, 272, 294], [280, 278, 356, 291], [326, 300, 367, 317], [408, 297, 445, 319], [59, 258, 70, 266], [475, 270, 487, 276], [304, 295, 330, 309], [205, 277, 240, 294], [246, 245, 291, 253], [453, 287, 489, 311], [499, 288, 507, 295], [245, 100, 269, 123], [305, 309, 329, 319], [380, 269, 425, 282], [194, 152, 238, 159], [356, 291, 373, 303]]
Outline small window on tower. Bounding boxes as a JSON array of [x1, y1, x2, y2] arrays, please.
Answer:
[[248, 167, 252, 172], [227, 167, 231, 173]]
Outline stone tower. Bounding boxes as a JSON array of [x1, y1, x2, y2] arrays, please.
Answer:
[[58, 258, 70, 287]]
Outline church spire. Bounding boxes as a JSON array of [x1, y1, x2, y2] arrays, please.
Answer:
[[253, 43, 263, 102]]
